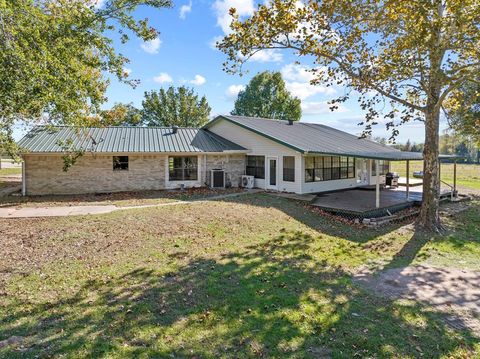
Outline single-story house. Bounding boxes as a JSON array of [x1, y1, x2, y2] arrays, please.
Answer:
[[18, 115, 424, 201]]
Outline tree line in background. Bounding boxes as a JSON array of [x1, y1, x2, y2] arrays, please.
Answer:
[[98, 71, 301, 128], [98, 86, 211, 128], [378, 131, 479, 164]]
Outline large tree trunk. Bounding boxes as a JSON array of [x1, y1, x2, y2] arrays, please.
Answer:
[[417, 107, 441, 231]]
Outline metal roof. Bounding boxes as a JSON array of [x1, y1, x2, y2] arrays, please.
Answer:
[[205, 115, 425, 161], [18, 126, 247, 153]]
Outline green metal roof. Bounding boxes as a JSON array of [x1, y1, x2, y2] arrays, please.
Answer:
[[205, 115, 425, 161], [18, 126, 247, 153]]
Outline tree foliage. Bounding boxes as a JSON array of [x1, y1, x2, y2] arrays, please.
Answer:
[[98, 103, 142, 126], [141, 86, 211, 127], [446, 83, 480, 145], [217, 0, 480, 231], [232, 71, 301, 121], [0, 0, 172, 156]]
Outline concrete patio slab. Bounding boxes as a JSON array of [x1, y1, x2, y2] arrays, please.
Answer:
[[0, 205, 119, 218]]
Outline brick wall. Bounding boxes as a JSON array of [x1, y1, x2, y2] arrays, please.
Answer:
[[24, 154, 167, 195], [24, 153, 246, 195], [205, 154, 246, 187]]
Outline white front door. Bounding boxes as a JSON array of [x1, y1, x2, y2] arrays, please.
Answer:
[[266, 157, 278, 190]]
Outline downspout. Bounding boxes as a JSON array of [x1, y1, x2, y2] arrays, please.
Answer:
[[204, 154, 207, 187], [375, 160, 380, 208]]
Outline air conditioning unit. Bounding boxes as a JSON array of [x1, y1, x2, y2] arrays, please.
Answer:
[[241, 175, 255, 189], [211, 169, 225, 188]]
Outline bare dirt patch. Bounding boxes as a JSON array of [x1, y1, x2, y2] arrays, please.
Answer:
[[355, 264, 480, 335]]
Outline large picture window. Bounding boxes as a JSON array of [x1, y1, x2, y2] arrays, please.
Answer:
[[283, 156, 295, 182], [372, 160, 390, 176], [169, 156, 198, 181], [113, 156, 129, 171], [246, 156, 265, 179], [305, 156, 355, 182]]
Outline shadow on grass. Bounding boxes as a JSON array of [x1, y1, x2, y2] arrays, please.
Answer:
[[217, 193, 406, 243], [0, 230, 477, 358]]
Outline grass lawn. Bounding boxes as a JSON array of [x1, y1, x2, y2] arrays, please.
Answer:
[[0, 193, 479, 358], [0, 187, 244, 208], [391, 161, 480, 190], [0, 167, 21, 176]]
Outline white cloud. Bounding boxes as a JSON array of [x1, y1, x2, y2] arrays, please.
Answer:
[[245, 49, 283, 63], [209, 35, 224, 50], [190, 74, 206, 86], [90, 0, 106, 9], [281, 63, 336, 100], [141, 37, 161, 54], [285, 82, 335, 100], [213, 0, 254, 34], [302, 101, 347, 115], [281, 63, 317, 82], [179, 1, 192, 19], [226, 84, 245, 99], [153, 72, 173, 84]]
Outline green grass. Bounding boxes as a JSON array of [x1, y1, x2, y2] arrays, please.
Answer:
[[0, 167, 21, 176], [391, 161, 480, 190], [0, 194, 479, 358], [0, 188, 244, 208]]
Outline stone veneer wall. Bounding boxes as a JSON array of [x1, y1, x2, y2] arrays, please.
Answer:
[[24, 154, 167, 195], [24, 153, 247, 195], [205, 154, 246, 188]]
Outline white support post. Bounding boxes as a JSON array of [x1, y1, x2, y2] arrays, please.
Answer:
[[453, 159, 457, 196], [22, 161, 26, 196], [375, 160, 380, 208], [406, 160, 410, 200]]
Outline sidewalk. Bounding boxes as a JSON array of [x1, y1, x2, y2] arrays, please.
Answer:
[[0, 190, 261, 218]]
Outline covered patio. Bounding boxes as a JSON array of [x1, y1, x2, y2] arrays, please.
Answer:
[[311, 187, 423, 218], [311, 152, 460, 218]]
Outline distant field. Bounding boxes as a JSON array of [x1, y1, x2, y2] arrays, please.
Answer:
[[391, 161, 480, 190], [0, 167, 22, 176]]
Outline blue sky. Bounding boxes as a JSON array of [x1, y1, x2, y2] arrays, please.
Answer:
[[14, 0, 445, 143]]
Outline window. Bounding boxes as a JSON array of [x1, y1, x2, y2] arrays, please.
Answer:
[[372, 160, 390, 176], [246, 156, 265, 179], [113, 156, 129, 171], [169, 156, 198, 181], [283, 156, 295, 182], [304, 156, 355, 182]]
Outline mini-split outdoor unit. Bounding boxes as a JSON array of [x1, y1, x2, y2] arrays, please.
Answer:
[[241, 175, 255, 189], [211, 169, 225, 188]]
